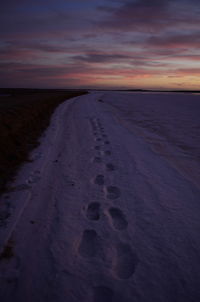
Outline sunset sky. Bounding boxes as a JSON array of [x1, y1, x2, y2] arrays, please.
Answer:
[[0, 0, 200, 90]]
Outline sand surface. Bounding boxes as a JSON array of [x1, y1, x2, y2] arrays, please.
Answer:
[[0, 91, 200, 302]]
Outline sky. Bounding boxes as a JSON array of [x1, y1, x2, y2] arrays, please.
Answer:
[[0, 0, 200, 90]]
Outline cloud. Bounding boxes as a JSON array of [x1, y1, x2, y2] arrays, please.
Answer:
[[97, 0, 200, 33], [146, 32, 200, 49], [72, 52, 132, 63], [175, 68, 200, 75]]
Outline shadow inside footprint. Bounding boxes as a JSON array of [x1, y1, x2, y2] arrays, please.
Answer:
[[95, 175, 104, 185], [95, 146, 101, 150], [78, 230, 99, 258], [93, 286, 113, 302], [106, 186, 120, 200], [106, 163, 115, 171], [108, 207, 128, 230], [86, 202, 100, 221], [114, 243, 138, 279], [104, 141, 110, 145], [93, 157, 102, 163]]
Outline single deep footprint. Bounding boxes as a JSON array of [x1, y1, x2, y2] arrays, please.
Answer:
[[104, 141, 110, 145], [93, 286, 113, 302], [95, 146, 101, 150], [106, 163, 115, 171], [78, 230, 99, 258], [86, 202, 100, 221], [108, 207, 128, 230], [106, 186, 121, 200], [27, 174, 40, 184], [94, 175, 104, 185], [114, 243, 138, 279], [93, 157, 102, 163]]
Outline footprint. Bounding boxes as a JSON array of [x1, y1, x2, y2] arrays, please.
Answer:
[[95, 146, 101, 150], [105, 151, 111, 156], [27, 172, 40, 184], [93, 286, 113, 302], [97, 138, 102, 142], [93, 157, 102, 163], [102, 134, 107, 138], [9, 184, 31, 192], [106, 163, 115, 171], [94, 175, 104, 185], [86, 203, 100, 221], [104, 141, 110, 145], [114, 243, 138, 279], [108, 207, 128, 230], [78, 230, 99, 258], [106, 186, 121, 200]]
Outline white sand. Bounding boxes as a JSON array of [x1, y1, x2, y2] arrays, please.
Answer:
[[0, 91, 200, 302]]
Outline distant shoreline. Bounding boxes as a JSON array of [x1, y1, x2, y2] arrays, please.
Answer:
[[89, 89, 200, 94], [1, 88, 199, 94]]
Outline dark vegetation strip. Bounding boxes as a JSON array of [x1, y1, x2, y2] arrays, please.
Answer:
[[0, 89, 87, 194]]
